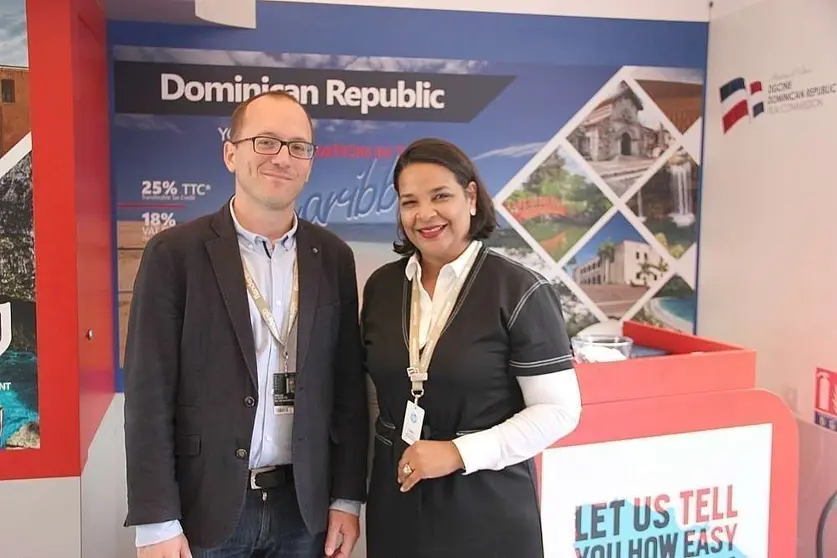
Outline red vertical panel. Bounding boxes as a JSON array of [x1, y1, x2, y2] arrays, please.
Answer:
[[74, 0, 115, 468], [0, 0, 111, 480]]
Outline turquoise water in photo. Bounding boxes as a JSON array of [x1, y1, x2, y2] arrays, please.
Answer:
[[0, 351, 38, 448], [657, 297, 696, 322]]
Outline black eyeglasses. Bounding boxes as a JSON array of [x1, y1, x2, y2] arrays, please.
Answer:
[[231, 135, 317, 160]]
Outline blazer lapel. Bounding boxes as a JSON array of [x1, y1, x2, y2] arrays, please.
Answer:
[[295, 221, 321, 373], [206, 204, 258, 387]]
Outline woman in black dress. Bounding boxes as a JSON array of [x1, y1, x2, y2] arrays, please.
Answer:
[[361, 138, 583, 558]]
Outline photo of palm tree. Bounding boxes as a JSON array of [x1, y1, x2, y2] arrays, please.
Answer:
[[501, 144, 611, 263], [564, 212, 667, 319], [626, 147, 699, 258], [632, 275, 696, 333]]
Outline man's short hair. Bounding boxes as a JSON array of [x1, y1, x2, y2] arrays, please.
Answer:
[[228, 90, 315, 142]]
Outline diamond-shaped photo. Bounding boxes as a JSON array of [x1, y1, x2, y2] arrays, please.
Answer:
[[626, 147, 699, 259], [631, 275, 696, 334], [564, 212, 668, 320], [484, 214, 554, 276], [501, 145, 611, 263], [566, 80, 676, 197], [631, 67, 705, 134], [550, 280, 600, 338]]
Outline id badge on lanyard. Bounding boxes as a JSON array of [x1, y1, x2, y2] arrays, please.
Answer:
[[401, 244, 480, 445], [243, 258, 300, 416], [273, 366, 297, 416]]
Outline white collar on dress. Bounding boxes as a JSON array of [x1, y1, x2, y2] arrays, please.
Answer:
[[404, 239, 482, 282]]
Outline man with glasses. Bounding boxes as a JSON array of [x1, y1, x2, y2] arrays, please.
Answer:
[[124, 90, 369, 558]]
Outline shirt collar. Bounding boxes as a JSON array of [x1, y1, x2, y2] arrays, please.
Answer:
[[229, 196, 298, 252], [405, 239, 481, 281]]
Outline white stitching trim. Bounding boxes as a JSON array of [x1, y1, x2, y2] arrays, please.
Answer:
[[509, 354, 575, 368]]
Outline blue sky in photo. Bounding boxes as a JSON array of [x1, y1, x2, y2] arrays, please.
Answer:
[[0, 0, 27, 67]]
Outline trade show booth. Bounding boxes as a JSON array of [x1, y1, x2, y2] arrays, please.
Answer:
[[3, 0, 833, 556], [539, 322, 798, 557]]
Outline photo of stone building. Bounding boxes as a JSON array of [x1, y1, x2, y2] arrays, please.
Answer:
[[567, 80, 673, 197], [0, 65, 30, 159]]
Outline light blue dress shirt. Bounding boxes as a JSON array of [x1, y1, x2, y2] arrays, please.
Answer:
[[135, 199, 360, 547]]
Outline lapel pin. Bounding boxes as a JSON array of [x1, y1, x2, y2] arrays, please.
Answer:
[[312, 247, 319, 254]]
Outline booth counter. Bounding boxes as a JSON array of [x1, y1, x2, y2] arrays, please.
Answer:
[[537, 322, 798, 558]]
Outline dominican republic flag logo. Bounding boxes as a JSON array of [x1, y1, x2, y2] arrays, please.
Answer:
[[719, 77, 765, 133]]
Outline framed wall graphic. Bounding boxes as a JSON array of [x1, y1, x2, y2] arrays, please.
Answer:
[[0, 0, 38, 450], [108, 3, 709, 389]]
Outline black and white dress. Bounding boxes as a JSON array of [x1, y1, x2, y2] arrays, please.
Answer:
[[361, 241, 580, 558]]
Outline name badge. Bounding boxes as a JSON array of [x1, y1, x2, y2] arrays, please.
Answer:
[[401, 400, 425, 445], [273, 372, 297, 415]]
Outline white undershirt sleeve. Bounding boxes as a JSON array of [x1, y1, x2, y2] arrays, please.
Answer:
[[451, 369, 582, 474]]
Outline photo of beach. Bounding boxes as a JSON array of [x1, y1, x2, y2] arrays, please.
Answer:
[[565, 80, 676, 197], [501, 144, 611, 264], [564, 212, 667, 320], [632, 274, 696, 333], [625, 147, 699, 259]]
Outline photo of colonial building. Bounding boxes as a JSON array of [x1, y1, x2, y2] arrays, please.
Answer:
[[567, 80, 673, 197], [0, 65, 30, 159], [564, 212, 668, 319]]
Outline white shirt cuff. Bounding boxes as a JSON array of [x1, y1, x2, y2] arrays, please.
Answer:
[[330, 498, 362, 516], [452, 369, 582, 475], [135, 520, 183, 548]]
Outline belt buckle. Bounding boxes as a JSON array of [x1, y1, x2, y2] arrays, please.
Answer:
[[249, 466, 276, 490]]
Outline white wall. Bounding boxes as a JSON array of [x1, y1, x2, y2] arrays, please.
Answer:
[[700, 0, 837, 555], [0, 477, 81, 558], [81, 395, 133, 558]]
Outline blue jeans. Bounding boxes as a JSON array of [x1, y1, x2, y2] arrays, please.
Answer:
[[190, 483, 325, 558]]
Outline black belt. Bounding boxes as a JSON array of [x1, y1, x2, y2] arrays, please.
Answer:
[[249, 465, 293, 490]]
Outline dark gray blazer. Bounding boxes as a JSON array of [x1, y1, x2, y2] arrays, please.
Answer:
[[123, 201, 369, 549]]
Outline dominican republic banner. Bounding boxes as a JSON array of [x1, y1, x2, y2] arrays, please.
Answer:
[[109, 5, 708, 392], [0, 0, 39, 451]]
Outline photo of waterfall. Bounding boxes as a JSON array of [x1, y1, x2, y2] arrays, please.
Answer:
[[625, 147, 699, 258]]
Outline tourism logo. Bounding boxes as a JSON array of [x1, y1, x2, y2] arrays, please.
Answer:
[[719, 77, 765, 133], [721, 67, 836, 133]]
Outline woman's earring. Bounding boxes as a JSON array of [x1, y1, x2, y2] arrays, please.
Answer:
[[470, 207, 476, 216]]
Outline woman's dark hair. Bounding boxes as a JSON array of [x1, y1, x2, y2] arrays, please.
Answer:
[[391, 137, 496, 256]]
